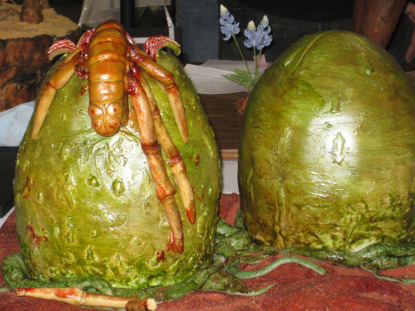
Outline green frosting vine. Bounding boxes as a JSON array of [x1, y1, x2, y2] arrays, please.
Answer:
[[3, 211, 415, 304], [282, 242, 415, 270], [1, 212, 326, 303]]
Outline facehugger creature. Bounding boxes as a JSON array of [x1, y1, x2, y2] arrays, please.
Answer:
[[30, 19, 194, 254]]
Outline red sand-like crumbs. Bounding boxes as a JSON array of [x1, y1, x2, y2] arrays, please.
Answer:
[[2, 193, 415, 310]]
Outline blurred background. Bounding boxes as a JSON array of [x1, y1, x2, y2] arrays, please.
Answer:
[[49, 0, 170, 28], [5, 1, 407, 67]]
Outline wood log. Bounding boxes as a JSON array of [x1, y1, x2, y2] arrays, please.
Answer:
[[352, 0, 407, 48], [0, 28, 81, 112], [20, 0, 44, 24]]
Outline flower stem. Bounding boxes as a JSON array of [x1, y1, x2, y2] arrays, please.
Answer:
[[232, 33, 252, 77], [255, 49, 264, 76]]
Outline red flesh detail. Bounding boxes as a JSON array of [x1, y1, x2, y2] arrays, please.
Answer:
[[193, 154, 200, 166], [143, 35, 178, 61], [47, 39, 76, 60], [168, 154, 181, 168], [17, 287, 78, 298], [74, 57, 88, 78], [166, 234, 180, 253], [185, 208, 196, 225], [26, 225, 48, 248], [156, 250, 166, 261], [76, 28, 94, 48], [193, 185, 205, 202], [55, 287, 79, 298], [80, 84, 88, 95], [22, 176, 34, 198]]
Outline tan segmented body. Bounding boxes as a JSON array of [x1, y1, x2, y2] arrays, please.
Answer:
[[87, 21, 129, 136]]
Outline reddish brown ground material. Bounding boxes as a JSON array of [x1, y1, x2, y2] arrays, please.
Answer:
[[2, 193, 415, 310]]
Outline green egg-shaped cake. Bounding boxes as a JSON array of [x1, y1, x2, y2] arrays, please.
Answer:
[[12, 43, 221, 289], [239, 31, 415, 253]]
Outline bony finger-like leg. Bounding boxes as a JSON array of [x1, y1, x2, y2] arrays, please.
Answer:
[[135, 69, 195, 224], [16, 287, 157, 310], [31, 51, 82, 139], [158, 82, 188, 144], [130, 46, 174, 85], [130, 45, 188, 144], [129, 74, 184, 253]]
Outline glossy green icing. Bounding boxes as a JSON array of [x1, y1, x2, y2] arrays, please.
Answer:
[[239, 31, 415, 253], [13, 50, 221, 288]]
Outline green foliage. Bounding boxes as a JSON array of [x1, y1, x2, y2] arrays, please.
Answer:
[[223, 69, 261, 91]]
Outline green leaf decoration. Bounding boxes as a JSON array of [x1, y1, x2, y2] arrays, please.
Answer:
[[223, 69, 261, 91]]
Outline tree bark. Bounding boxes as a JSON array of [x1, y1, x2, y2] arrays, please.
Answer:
[[352, 0, 407, 48], [41, 0, 50, 9], [0, 28, 82, 111], [20, 0, 43, 24]]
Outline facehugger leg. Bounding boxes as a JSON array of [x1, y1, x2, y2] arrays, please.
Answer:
[[129, 73, 184, 254], [130, 45, 188, 144], [16, 287, 157, 310], [31, 50, 82, 139], [132, 68, 196, 224]]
